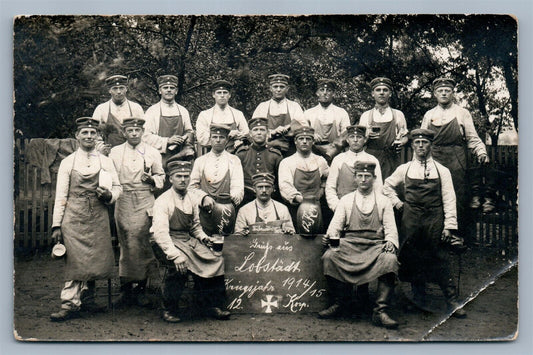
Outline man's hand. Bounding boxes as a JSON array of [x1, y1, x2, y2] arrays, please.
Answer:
[[382, 241, 396, 254], [201, 195, 216, 212], [321, 234, 330, 247], [477, 154, 490, 165], [51, 227, 63, 244], [96, 186, 112, 202], [239, 227, 250, 237], [313, 134, 323, 144], [141, 172, 155, 186], [293, 195, 303, 205], [395, 201, 404, 211], [441, 229, 453, 243], [201, 235, 215, 248], [168, 135, 185, 146], [173, 254, 188, 275], [281, 224, 294, 235], [368, 131, 380, 140]]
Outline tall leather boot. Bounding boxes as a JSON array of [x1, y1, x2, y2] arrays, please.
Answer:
[[113, 279, 134, 309], [133, 279, 151, 307], [372, 274, 399, 329], [318, 276, 349, 319], [355, 283, 371, 314], [80, 280, 106, 313], [440, 277, 467, 318]]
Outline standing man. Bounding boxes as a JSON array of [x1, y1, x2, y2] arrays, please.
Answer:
[[421, 77, 490, 243], [359, 77, 408, 180], [196, 80, 249, 153], [383, 129, 466, 318], [92, 75, 145, 147], [151, 160, 230, 322], [109, 118, 165, 308], [50, 117, 122, 321], [235, 117, 283, 206], [252, 74, 307, 155], [304, 78, 351, 164], [189, 124, 244, 217], [320, 161, 399, 329], [143, 74, 195, 165], [325, 125, 383, 212], [234, 173, 295, 236], [278, 126, 329, 227]]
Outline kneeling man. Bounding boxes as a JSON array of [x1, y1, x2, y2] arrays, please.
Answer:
[[235, 172, 295, 236], [320, 161, 399, 329], [151, 159, 230, 322]]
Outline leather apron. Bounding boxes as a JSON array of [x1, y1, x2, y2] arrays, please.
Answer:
[[336, 162, 357, 199], [267, 101, 292, 153], [399, 163, 450, 283], [114, 145, 157, 281], [105, 101, 132, 147], [428, 117, 468, 232], [322, 191, 398, 284], [365, 110, 400, 180], [199, 168, 231, 199], [247, 200, 285, 233], [167, 199, 224, 278], [158, 103, 185, 167], [61, 153, 115, 281], [312, 116, 342, 163]]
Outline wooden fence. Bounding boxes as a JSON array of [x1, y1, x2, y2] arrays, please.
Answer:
[[13, 138, 518, 253]]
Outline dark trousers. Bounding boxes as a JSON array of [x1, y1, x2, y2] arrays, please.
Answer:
[[162, 268, 226, 315]]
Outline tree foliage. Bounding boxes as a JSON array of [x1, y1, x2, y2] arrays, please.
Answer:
[[14, 15, 517, 144]]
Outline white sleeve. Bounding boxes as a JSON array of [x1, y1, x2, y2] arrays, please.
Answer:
[[326, 197, 348, 238], [52, 157, 72, 227], [278, 158, 300, 204], [196, 110, 211, 147], [230, 156, 244, 205], [325, 157, 341, 211]]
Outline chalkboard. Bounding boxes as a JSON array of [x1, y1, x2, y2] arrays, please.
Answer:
[[223, 233, 328, 314]]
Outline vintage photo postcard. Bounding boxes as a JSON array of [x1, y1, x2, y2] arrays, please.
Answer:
[[13, 14, 518, 342]]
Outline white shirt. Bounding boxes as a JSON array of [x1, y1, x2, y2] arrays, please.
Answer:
[[188, 150, 244, 205], [196, 105, 249, 146], [109, 142, 165, 190], [326, 190, 399, 248], [142, 101, 193, 154], [234, 199, 295, 235], [304, 103, 350, 141], [382, 157, 458, 230], [252, 98, 306, 126], [325, 150, 383, 211], [278, 152, 329, 204], [92, 99, 144, 124], [152, 189, 208, 261], [52, 148, 122, 227], [421, 103, 487, 157], [359, 107, 408, 139]]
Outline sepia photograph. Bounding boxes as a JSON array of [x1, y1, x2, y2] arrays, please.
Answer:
[[12, 14, 518, 342]]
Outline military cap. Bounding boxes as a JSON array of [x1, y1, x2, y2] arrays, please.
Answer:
[[346, 125, 367, 137], [410, 128, 435, 142], [249, 117, 269, 129], [252, 172, 275, 186], [157, 75, 178, 87], [354, 161, 376, 174], [370, 77, 393, 90], [105, 75, 128, 88], [293, 126, 315, 139], [122, 117, 145, 128], [269, 74, 290, 85], [75, 117, 100, 130], [167, 159, 192, 175], [432, 77, 456, 90], [211, 79, 233, 92], [209, 123, 232, 136], [317, 78, 337, 90]]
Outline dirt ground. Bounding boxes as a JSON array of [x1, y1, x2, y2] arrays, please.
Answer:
[[13, 246, 517, 342]]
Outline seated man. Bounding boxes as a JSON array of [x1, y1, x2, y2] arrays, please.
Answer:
[[234, 173, 295, 236], [151, 159, 230, 322], [235, 117, 283, 206], [320, 161, 399, 329]]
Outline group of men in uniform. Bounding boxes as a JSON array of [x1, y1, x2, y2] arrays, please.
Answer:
[[49, 72, 490, 330]]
